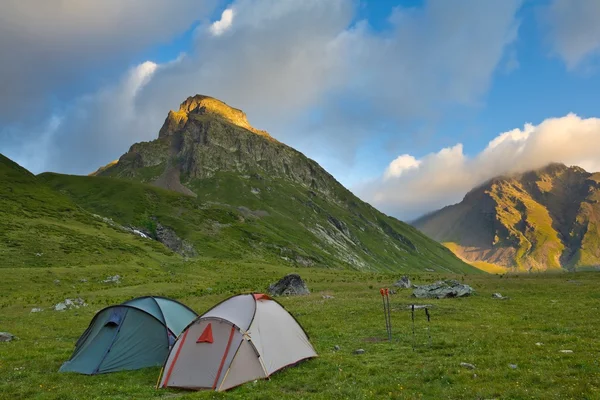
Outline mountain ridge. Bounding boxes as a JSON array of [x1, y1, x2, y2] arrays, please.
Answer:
[[413, 163, 600, 272]]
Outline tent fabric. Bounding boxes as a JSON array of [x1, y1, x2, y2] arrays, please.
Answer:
[[158, 293, 317, 392], [59, 296, 197, 375]]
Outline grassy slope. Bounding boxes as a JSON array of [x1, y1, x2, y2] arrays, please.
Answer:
[[0, 155, 175, 270], [39, 172, 478, 274]]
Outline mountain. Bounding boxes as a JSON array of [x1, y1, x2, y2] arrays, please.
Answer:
[[35, 94, 478, 273], [413, 163, 600, 272]]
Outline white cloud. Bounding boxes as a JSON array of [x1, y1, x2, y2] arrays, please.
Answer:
[[541, 0, 600, 69], [0, 0, 216, 123], [210, 8, 235, 36], [359, 114, 600, 221], [1, 0, 523, 177], [384, 155, 421, 180]]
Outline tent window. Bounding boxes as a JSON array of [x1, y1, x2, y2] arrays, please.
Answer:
[[105, 307, 127, 327]]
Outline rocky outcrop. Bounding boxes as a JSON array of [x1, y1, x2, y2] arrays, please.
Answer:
[[412, 280, 473, 299], [268, 274, 310, 296], [153, 221, 196, 257]]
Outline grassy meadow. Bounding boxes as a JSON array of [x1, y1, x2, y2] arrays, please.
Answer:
[[1, 259, 599, 400]]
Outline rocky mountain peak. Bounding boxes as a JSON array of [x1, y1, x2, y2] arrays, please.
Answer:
[[158, 94, 272, 140]]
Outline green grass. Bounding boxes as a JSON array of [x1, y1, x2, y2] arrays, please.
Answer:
[[1, 261, 600, 399]]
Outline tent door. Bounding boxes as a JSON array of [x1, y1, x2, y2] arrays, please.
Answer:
[[161, 319, 242, 389]]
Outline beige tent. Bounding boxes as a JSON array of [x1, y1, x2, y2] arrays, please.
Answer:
[[157, 293, 317, 391]]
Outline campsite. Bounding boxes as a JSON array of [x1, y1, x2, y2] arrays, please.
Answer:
[[1, 260, 599, 399], [3, 1, 600, 399]]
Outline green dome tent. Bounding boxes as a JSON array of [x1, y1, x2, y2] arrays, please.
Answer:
[[59, 296, 197, 375]]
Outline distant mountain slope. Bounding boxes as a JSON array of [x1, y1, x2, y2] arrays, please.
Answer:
[[0, 154, 174, 269], [76, 94, 479, 273], [414, 163, 600, 271]]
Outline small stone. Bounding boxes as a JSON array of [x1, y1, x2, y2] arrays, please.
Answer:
[[0, 332, 14, 342], [53, 279, 60, 285], [353, 349, 365, 355], [508, 364, 518, 369], [472, 374, 478, 379], [334, 345, 340, 351], [460, 362, 476, 370], [322, 295, 334, 299], [424, 268, 435, 272], [102, 275, 121, 284], [79, 278, 88, 283], [535, 342, 543, 346], [30, 308, 43, 313], [492, 293, 503, 299], [559, 350, 573, 353]]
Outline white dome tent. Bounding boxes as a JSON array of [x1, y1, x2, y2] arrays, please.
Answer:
[[158, 293, 317, 391]]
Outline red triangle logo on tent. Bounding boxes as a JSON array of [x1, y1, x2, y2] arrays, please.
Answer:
[[197, 323, 213, 343]]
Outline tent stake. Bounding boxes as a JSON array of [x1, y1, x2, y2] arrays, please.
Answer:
[[425, 307, 431, 348], [385, 288, 392, 341], [411, 304, 415, 351]]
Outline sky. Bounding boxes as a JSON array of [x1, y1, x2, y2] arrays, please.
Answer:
[[2, 0, 600, 221]]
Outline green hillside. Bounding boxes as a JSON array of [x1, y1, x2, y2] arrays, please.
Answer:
[[414, 163, 600, 272], [0, 154, 174, 271]]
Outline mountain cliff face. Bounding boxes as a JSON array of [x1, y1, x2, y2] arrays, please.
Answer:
[[78, 94, 477, 273], [413, 163, 600, 272]]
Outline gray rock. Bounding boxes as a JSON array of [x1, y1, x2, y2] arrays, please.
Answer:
[[53, 279, 60, 285], [79, 278, 88, 283], [460, 362, 476, 370], [334, 345, 340, 351], [54, 298, 87, 311], [413, 280, 474, 299], [268, 274, 310, 296], [559, 350, 573, 353], [102, 275, 121, 284], [508, 364, 518, 369], [322, 295, 334, 300], [353, 349, 365, 355], [394, 276, 412, 289], [154, 221, 197, 257], [0, 332, 14, 342], [30, 308, 43, 313], [492, 293, 510, 300]]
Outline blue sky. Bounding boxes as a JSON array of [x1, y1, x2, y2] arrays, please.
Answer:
[[1, 0, 600, 219]]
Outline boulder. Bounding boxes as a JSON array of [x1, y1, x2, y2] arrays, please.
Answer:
[[268, 274, 310, 296], [394, 276, 412, 289], [412, 280, 474, 299], [0, 332, 14, 342]]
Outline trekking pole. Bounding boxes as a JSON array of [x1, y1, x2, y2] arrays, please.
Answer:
[[385, 288, 392, 341], [411, 304, 415, 351], [425, 307, 431, 348], [380, 289, 390, 340]]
